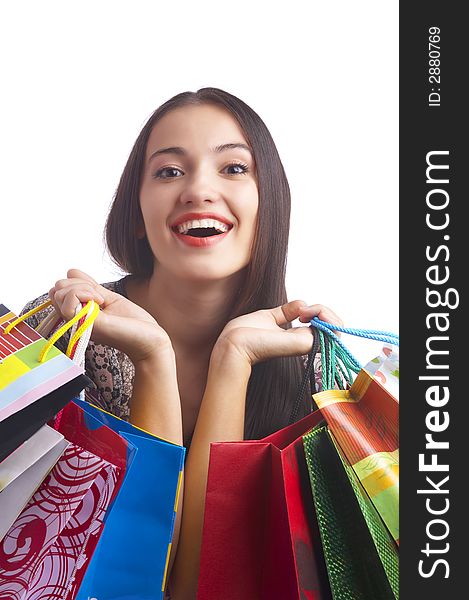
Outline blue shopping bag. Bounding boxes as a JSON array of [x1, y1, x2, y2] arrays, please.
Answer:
[[71, 398, 185, 600]]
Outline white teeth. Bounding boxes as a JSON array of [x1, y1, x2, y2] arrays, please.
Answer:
[[175, 218, 230, 234]]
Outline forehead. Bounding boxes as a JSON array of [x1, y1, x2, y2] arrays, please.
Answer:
[[146, 104, 249, 155]]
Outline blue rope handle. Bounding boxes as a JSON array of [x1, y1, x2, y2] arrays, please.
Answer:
[[310, 317, 399, 369], [311, 318, 399, 345]]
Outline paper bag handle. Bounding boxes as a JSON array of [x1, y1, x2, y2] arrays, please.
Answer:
[[2, 299, 99, 363]]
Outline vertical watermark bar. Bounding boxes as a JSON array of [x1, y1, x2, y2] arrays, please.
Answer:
[[400, 2, 465, 597]]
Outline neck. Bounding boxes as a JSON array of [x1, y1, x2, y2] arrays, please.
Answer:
[[127, 266, 246, 358]]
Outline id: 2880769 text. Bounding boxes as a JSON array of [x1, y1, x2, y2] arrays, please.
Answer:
[[428, 26, 441, 107]]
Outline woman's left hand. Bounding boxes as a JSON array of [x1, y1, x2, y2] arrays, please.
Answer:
[[214, 300, 343, 366]]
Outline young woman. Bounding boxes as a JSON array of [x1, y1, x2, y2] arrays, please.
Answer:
[[22, 88, 342, 599]]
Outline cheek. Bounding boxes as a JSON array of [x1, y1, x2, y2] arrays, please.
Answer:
[[139, 190, 167, 229], [236, 182, 259, 223], [246, 190, 260, 231], [240, 197, 259, 251], [247, 209, 259, 237]]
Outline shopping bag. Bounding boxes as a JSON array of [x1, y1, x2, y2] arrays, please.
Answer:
[[0, 375, 90, 463], [0, 431, 69, 540], [197, 409, 331, 600], [365, 344, 399, 400], [69, 397, 186, 600], [0, 424, 65, 493], [303, 425, 398, 600], [313, 369, 399, 543], [52, 399, 136, 598], [1, 298, 131, 599], [3, 298, 185, 598], [0, 303, 86, 421], [0, 441, 120, 598], [0, 302, 90, 461], [309, 318, 399, 544]]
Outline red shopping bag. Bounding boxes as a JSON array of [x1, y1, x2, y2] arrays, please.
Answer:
[[197, 410, 331, 600]]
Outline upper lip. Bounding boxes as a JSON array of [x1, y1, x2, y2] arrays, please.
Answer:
[[170, 212, 234, 228]]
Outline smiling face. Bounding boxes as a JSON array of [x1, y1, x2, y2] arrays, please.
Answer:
[[138, 103, 259, 283]]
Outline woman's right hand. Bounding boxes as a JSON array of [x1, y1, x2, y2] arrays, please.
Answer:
[[49, 268, 172, 364]]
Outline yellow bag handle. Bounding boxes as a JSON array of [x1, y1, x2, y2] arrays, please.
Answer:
[[2, 300, 99, 363]]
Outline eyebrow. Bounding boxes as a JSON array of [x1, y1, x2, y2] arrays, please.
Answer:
[[147, 142, 252, 164]]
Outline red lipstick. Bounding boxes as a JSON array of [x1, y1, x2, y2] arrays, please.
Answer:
[[171, 229, 230, 247]]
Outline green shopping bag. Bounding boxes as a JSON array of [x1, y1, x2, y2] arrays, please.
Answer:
[[303, 424, 398, 600]]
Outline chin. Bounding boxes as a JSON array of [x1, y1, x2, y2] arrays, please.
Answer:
[[177, 263, 248, 283]]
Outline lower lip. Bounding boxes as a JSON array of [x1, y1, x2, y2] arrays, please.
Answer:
[[171, 229, 231, 247]]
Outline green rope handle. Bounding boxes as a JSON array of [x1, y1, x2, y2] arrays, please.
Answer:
[[320, 330, 361, 391]]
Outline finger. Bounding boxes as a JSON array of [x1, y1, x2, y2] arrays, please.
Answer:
[[53, 286, 104, 321], [298, 304, 344, 327], [266, 325, 315, 358], [286, 326, 314, 339], [54, 277, 91, 292], [48, 286, 63, 318], [271, 300, 308, 326], [53, 283, 103, 305], [67, 268, 99, 285], [65, 269, 119, 308], [62, 270, 114, 305], [52, 280, 106, 313]]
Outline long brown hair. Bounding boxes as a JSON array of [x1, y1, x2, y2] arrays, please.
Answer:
[[105, 88, 310, 439]]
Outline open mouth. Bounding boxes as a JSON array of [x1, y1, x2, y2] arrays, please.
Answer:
[[172, 219, 233, 238], [171, 217, 233, 245], [180, 227, 224, 238]]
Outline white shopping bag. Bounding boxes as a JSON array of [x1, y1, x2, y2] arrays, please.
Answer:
[[0, 434, 69, 539], [364, 343, 399, 401]]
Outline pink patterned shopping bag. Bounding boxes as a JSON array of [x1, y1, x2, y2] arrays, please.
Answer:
[[0, 443, 119, 599]]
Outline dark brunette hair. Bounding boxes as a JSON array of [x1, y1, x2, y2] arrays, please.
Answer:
[[105, 87, 311, 439]]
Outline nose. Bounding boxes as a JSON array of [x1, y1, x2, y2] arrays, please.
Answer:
[[178, 169, 222, 206]]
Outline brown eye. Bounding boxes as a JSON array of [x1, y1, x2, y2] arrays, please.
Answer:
[[223, 163, 249, 175], [153, 167, 184, 179]]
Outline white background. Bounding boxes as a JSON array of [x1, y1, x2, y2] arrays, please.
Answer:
[[1, 1, 398, 365]]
